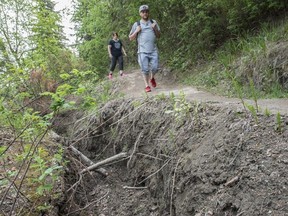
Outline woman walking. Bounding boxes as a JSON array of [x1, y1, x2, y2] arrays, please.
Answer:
[[108, 32, 127, 79]]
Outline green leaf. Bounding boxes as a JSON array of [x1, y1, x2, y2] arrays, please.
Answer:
[[39, 165, 63, 181], [36, 184, 53, 195], [60, 73, 71, 80]]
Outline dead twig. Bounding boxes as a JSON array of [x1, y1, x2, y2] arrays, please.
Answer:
[[70, 102, 125, 147], [0, 122, 32, 157], [137, 158, 172, 186], [68, 146, 108, 176], [66, 191, 109, 216], [224, 175, 240, 187], [67, 175, 83, 193], [80, 152, 128, 174], [123, 186, 148, 190], [236, 211, 245, 216], [110, 102, 148, 127], [1, 209, 8, 216], [72, 101, 148, 146], [127, 131, 143, 169]]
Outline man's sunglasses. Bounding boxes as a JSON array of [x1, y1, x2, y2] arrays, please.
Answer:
[[141, 10, 149, 13]]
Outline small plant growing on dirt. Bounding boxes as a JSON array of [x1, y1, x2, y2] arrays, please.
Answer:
[[30, 146, 64, 196], [0, 75, 67, 215], [131, 100, 142, 108], [249, 78, 259, 112], [155, 93, 166, 101], [165, 91, 191, 122], [246, 104, 258, 124], [169, 92, 176, 104], [231, 76, 247, 113], [264, 108, 271, 117], [193, 101, 201, 128]]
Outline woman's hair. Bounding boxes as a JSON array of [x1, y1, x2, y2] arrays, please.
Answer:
[[112, 32, 118, 37]]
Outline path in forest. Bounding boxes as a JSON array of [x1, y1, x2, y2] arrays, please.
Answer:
[[118, 69, 288, 115]]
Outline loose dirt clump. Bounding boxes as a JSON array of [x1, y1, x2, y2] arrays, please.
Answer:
[[58, 96, 288, 216]]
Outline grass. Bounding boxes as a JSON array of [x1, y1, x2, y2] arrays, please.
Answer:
[[179, 17, 288, 99]]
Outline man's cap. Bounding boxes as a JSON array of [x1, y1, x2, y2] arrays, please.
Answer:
[[139, 5, 149, 12]]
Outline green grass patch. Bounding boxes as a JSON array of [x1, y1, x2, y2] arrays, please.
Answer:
[[178, 17, 288, 99]]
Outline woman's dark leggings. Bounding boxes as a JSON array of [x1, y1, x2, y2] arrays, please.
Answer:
[[110, 55, 123, 71]]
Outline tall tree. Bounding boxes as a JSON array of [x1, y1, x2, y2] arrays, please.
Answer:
[[0, 0, 34, 71], [30, 0, 65, 69], [73, 0, 112, 74], [73, 0, 287, 72]]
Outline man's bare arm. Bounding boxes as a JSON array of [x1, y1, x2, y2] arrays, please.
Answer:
[[151, 23, 160, 38], [129, 26, 141, 41]]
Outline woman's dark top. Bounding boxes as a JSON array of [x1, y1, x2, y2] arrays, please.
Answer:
[[109, 39, 123, 57]]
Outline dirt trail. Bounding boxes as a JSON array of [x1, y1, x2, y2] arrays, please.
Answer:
[[58, 69, 288, 216], [120, 69, 288, 115]]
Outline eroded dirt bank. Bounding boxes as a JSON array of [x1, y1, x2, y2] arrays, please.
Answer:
[[56, 97, 288, 216]]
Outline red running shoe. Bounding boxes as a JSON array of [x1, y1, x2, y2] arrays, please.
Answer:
[[145, 86, 151, 92], [150, 78, 156, 88]]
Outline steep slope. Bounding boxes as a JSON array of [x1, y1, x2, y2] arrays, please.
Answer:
[[57, 74, 288, 215]]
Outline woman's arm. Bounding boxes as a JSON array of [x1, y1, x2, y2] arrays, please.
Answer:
[[122, 46, 127, 56], [108, 44, 112, 58]]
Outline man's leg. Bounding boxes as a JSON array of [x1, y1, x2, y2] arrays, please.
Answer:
[[150, 51, 159, 87], [138, 53, 150, 88], [143, 74, 150, 87]]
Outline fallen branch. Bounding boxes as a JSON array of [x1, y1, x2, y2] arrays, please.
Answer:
[[225, 175, 240, 187], [69, 146, 108, 176], [236, 211, 245, 216], [69, 146, 94, 165], [67, 175, 83, 193], [123, 186, 148, 190], [127, 131, 143, 169], [80, 152, 128, 174]]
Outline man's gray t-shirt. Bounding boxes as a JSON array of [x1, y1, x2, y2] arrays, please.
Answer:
[[130, 20, 160, 53]]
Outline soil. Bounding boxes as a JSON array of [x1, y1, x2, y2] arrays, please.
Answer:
[[56, 70, 288, 216], [121, 69, 288, 115]]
